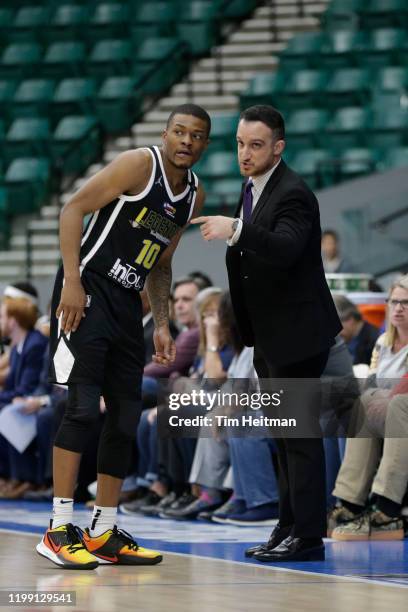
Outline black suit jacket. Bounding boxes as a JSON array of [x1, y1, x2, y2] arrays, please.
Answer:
[[353, 321, 380, 366], [226, 159, 342, 366]]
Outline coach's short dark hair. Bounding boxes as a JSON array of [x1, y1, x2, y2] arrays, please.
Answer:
[[167, 104, 211, 135], [240, 105, 285, 140]]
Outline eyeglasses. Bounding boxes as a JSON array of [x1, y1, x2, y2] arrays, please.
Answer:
[[385, 299, 408, 310]]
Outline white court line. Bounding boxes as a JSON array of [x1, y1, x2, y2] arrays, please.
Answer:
[[2, 527, 408, 591]]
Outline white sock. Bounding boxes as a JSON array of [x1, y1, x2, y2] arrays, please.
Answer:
[[89, 506, 117, 537], [51, 497, 74, 528]]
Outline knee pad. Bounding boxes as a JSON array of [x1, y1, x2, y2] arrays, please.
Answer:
[[54, 384, 101, 453]]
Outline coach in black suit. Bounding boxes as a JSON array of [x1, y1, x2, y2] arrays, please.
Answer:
[[192, 105, 342, 562]]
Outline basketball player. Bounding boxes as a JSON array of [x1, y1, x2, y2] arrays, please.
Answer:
[[36, 104, 210, 569]]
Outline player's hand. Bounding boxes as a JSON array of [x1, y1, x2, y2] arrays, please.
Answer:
[[190, 216, 234, 241], [152, 325, 176, 366], [56, 279, 87, 334]]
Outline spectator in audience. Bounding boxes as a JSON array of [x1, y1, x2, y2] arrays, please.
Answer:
[[0, 285, 48, 496], [333, 294, 380, 365], [328, 274, 408, 540], [322, 229, 356, 273], [187, 271, 213, 291]]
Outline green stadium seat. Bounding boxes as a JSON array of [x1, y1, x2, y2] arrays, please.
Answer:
[[194, 151, 240, 181], [337, 148, 380, 181], [130, 2, 177, 46], [0, 43, 42, 80], [239, 72, 286, 109], [221, 0, 257, 19], [320, 30, 367, 69], [382, 147, 408, 170], [51, 116, 102, 175], [44, 4, 90, 43], [279, 69, 328, 110], [0, 8, 14, 44], [371, 91, 406, 113], [204, 178, 243, 212], [88, 3, 130, 43], [11, 79, 55, 119], [360, 0, 408, 29], [325, 68, 371, 109], [374, 65, 408, 93], [51, 78, 97, 124], [176, 21, 219, 57], [280, 32, 326, 71], [4, 117, 50, 164], [0, 187, 9, 249], [96, 76, 141, 133], [323, 0, 364, 31], [359, 28, 406, 68], [87, 39, 132, 78], [180, 1, 220, 22], [209, 113, 239, 151], [42, 41, 87, 78], [324, 107, 370, 151], [285, 109, 330, 150], [4, 157, 51, 214], [8, 6, 51, 44], [366, 108, 408, 148], [291, 149, 333, 189], [133, 37, 188, 95]]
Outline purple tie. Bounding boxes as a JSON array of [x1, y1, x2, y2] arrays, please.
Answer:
[[242, 180, 253, 222]]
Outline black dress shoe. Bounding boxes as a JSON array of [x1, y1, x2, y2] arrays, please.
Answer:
[[253, 536, 325, 562], [245, 523, 292, 558]]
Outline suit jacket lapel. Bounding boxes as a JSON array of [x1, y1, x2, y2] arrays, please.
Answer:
[[251, 159, 287, 224]]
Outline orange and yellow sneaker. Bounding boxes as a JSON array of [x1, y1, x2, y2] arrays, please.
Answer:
[[36, 523, 99, 570], [82, 525, 163, 565]]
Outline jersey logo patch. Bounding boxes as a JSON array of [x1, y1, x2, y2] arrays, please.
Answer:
[[163, 202, 176, 218]]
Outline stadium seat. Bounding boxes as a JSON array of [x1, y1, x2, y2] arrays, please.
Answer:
[[87, 39, 132, 78], [0, 8, 15, 43], [280, 32, 326, 71], [337, 147, 380, 181], [323, 0, 364, 31], [41, 41, 87, 79], [285, 109, 330, 150], [11, 79, 55, 120], [382, 147, 408, 170], [51, 116, 102, 176], [96, 76, 141, 133], [130, 2, 177, 46], [88, 3, 130, 43], [320, 30, 367, 69], [180, 1, 220, 22], [133, 37, 188, 95], [205, 178, 243, 210], [176, 21, 219, 57], [278, 69, 328, 110], [4, 117, 50, 164], [240, 72, 286, 109], [360, 0, 408, 29], [358, 28, 406, 68], [366, 108, 408, 148], [8, 6, 51, 44], [44, 4, 91, 43], [374, 65, 408, 93], [324, 107, 371, 150], [221, 0, 257, 19], [4, 157, 51, 214], [51, 78, 97, 124], [0, 43, 43, 80], [194, 151, 240, 181], [290, 149, 333, 189], [325, 68, 371, 108], [209, 113, 240, 151]]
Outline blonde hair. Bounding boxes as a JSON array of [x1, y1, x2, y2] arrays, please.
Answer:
[[2, 297, 38, 331], [383, 274, 408, 348]]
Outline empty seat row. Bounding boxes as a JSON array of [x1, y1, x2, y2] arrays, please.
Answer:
[[323, 0, 408, 30]]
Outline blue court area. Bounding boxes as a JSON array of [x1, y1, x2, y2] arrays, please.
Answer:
[[1, 500, 407, 588]]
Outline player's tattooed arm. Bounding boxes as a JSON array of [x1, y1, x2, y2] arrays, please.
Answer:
[[146, 262, 172, 328]]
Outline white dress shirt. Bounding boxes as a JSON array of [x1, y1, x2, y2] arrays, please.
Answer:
[[227, 159, 281, 246]]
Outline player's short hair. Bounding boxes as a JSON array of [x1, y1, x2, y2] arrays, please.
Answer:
[[240, 105, 285, 141], [167, 104, 211, 135]]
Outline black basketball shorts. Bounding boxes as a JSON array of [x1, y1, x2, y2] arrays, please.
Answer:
[[49, 267, 145, 398]]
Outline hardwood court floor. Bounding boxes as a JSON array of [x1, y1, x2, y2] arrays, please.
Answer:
[[0, 501, 407, 612]]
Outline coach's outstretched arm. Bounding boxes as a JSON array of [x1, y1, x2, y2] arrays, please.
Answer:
[[56, 150, 151, 334]]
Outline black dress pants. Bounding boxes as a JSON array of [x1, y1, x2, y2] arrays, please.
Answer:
[[253, 348, 330, 538]]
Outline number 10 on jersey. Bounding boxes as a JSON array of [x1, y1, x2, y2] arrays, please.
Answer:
[[135, 239, 161, 270]]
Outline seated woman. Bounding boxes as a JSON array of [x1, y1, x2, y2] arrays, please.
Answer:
[[328, 274, 408, 540]]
